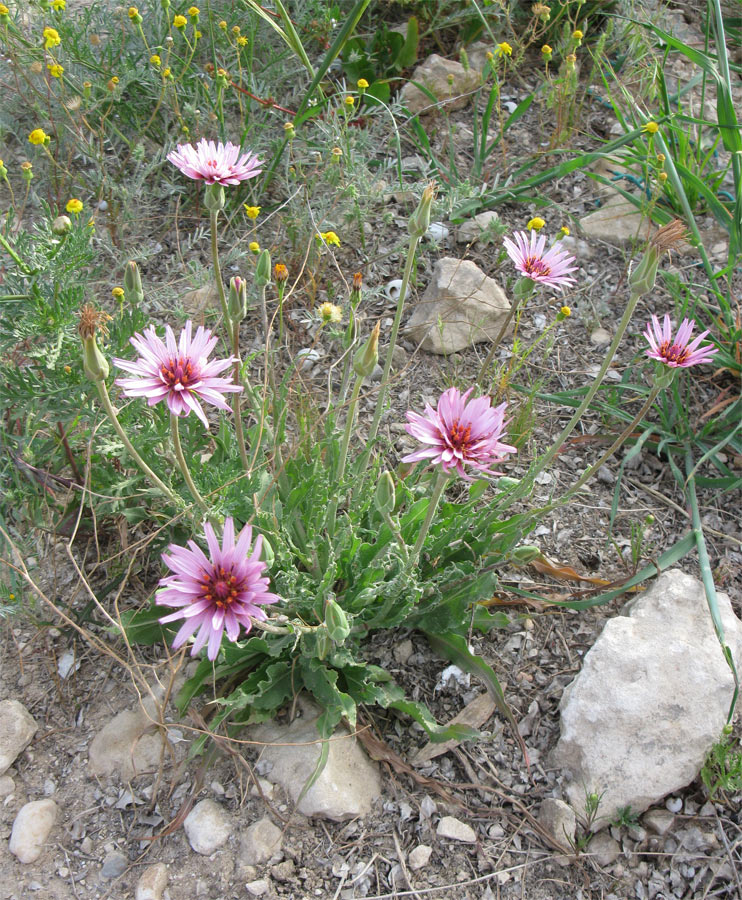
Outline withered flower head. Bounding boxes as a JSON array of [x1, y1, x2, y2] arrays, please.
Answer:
[[352, 271, 363, 291], [78, 303, 112, 340], [650, 219, 687, 255]]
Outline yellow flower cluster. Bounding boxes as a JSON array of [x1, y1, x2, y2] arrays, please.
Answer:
[[244, 205, 260, 219], [527, 216, 545, 231], [317, 230, 340, 247], [43, 26, 61, 49], [48, 63, 64, 78], [319, 302, 342, 324]]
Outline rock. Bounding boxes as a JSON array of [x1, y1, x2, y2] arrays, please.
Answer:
[[406, 257, 510, 354], [0, 699, 38, 775], [100, 849, 128, 879], [271, 859, 295, 882], [180, 284, 220, 316], [183, 799, 233, 855], [238, 817, 283, 866], [587, 831, 621, 867], [590, 327, 612, 346], [579, 197, 652, 246], [539, 798, 576, 847], [136, 863, 169, 900], [436, 815, 477, 843], [456, 211, 500, 245], [465, 41, 495, 71], [408, 844, 433, 870], [393, 639, 414, 665], [9, 799, 58, 863], [553, 569, 742, 827], [249, 701, 381, 821], [245, 879, 270, 897], [0, 774, 15, 797], [88, 705, 165, 780], [400, 54, 481, 116]]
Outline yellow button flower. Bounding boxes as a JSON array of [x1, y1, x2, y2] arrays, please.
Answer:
[[28, 128, 49, 145], [642, 121, 659, 134], [0, 4, 10, 17], [66, 198, 83, 214], [560, 305, 571, 317], [218, 20, 227, 29], [48, 63, 64, 78], [527, 216, 546, 231], [162, 67, 172, 78], [345, 95, 355, 106], [573, 29, 584, 40], [43, 26, 61, 49], [112, 286, 125, 298], [150, 54, 161, 66], [173, 14, 187, 29], [541, 44, 552, 56], [244, 205, 260, 219], [496, 41, 512, 57], [357, 78, 369, 89], [249, 241, 260, 253], [128, 6, 141, 21], [188, 5, 199, 17]]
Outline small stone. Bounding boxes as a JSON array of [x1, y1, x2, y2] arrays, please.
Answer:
[[456, 211, 500, 245], [9, 799, 58, 864], [590, 327, 612, 346], [400, 54, 481, 116], [0, 774, 15, 797], [0, 699, 38, 775], [136, 863, 168, 900], [271, 859, 295, 882], [627, 824, 647, 843], [587, 831, 621, 867], [597, 465, 614, 485], [101, 850, 128, 879], [80, 837, 93, 854], [88, 707, 165, 780], [579, 198, 650, 247], [538, 798, 576, 847], [245, 879, 270, 897], [183, 799, 233, 855], [436, 815, 477, 843], [665, 796, 683, 813], [238, 817, 283, 866], [393, 639, 414, 665], [408, 844, 432, 870]]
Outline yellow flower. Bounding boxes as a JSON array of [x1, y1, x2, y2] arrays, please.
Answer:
[[231, 25, 240, 35], [0, 3, 10, 16], [274, 263, 288, 283], [218, 20, 227, 29], [319, 302, 342, 324], [150, 54, 161, 66], [565, 53, 577, 69], [162, 67, 172, 78], [331, 146, 342, 160], [572, 29, 584, 40], [0, 159, 7, 178], [658, 172, 668, 183], [560, 225, 570, 236], [642, 121, 659, 134], [128, 6, 141, 21], [244, 205, 260, 219], [66, 198, 83, 214], [541, 44, 552, 55], [107, 76, 119, 91], [62, 367, 71, 375], [112, 286, 125, 298], [237, 35, 247, 46], [187, 5, 199, 17], [656, 153, 665, 164], [527, 216, 546, 231], [357, 78, 369, 89], [28, 128, 48, 145], [283, 121, 295, 138], [560, 305, 571, 317], [194, 30, 201, 38], [48, 63, 64, 77], [173, 14, 187, 29], [43, 26, 61, 49], [496, 41, 512, 57], [317, 230, 340, 247], [345, 95, 355, 106], [52, 0, 66, 10], [249, 241, 260, 253]]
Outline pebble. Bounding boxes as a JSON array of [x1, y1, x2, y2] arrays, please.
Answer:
[[238, 817, 283, 866], [408, 844, 433, 870], [665, 796, 683, 813], [436, 815, 477, 843], [183, 799, 233, 855], [0, 699, 38, 775], [590, 327, 612, 346], [393, 639, 414, 665], [135, 863, 169, 900], [0, 774, 15, 797], [538, 798, 576, 846], [101, 849, 129, 879], [9, 799, 58, 864], [80, 837, 93, 854], [245, 879, 270, 897], [643, 808, 675, 835], [271, 860, 295, 882], [597, 465, 614, 485]]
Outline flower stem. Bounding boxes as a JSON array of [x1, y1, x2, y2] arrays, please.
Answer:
[[209, 209, 231, 325], [407, 470, 449, 570], [231, 320, 250, 471], [326, 374, 363, 538], [170, 414, 208, 514], [475, 289, 527, 389], [96, 381, 177, 503]]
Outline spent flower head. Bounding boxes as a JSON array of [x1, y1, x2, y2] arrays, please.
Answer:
[[402, 387, 516, 481], [167, 138, 262, 185], [157, 518, 280, 661], [319, 302, 342, 324], [503, 230, 578, 290], [113, 321, 242, 429], [644, 315, 718, 368]]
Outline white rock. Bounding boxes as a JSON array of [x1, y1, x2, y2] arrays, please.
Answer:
[[579, 197, 651, 246], [385, 278, 404, 302], [88, 705, 165, 780], [238, 817, 283, 866], [643, 808, 675, 835], [590, 327, 612, 346], [436, 815, 477, 843], [587, 831, 621, 867], [245, 879, 270, 897], [408, 844, 432, 870], [0, 699, 38, 775], [0, 774, 15, 797], [136, 863, 169, 900], [406, 257, 510, 354], [9, 799, 57, 863], [400, 54, 481, 116], [249, 701, 381, 821], [538, 798, 576, 847], [554, 569, 742, 827], [456, 211, 500, 245], [183, 799, 233, 855], [426, 222, 450, 243]]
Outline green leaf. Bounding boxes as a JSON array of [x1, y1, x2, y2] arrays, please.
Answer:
[[300, 657, 357, 730]]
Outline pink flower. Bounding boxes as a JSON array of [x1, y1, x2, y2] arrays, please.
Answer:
[[643, 314, 719, 368], [113, 320, 242, 428], [402, 387, 516, 480], [503, 230, 578, 290], [167, 138, 262, 185], [157, 518, 280, 660]]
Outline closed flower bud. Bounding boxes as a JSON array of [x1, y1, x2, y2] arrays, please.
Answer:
[[52, 215, 72, 235], [324, 595, 350, 643], [228, 275, 248, 320], [255, 248, 272, 287], [408, 182, 436, 238], [124, 260, 144, 304], [511, 545, 541, 564], [375, 470, 396, 514], [204, 182, 225, 211], [353, 320, 380, 377]]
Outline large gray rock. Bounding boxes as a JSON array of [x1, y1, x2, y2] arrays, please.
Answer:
[[554, 569, 742, 828], [9, 799, 57, 863], [579, 196, 650, 246], [250, 702, 381, 821], [406, 257, 510, 354], [400, 54, 480, 116], [0, 700, 37, 775]]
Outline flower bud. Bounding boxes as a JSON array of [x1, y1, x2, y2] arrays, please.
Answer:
[[324, 595, 350, 644], [260, 535, 274, 567], [124, 260, 144, 304], [255, 248, 272, 288], [204, 182, 225, 211], [52, 215, 72, 235], [375, 471, 396, 515], [408, 183, 436, 238], [228, 275, 248, 321], [511, 545, 541, 564], [353, 320, 380, 377]]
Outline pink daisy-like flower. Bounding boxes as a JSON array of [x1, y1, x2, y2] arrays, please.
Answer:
[[503, 230, 578, 290], [157, 518, 280, 661], [113, 320, 242, 429], [166, 138, 262, 185], [402, 387, 516, 480], [643, 314, 719, 368]]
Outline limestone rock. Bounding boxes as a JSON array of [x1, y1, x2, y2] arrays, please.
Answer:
[[408, 844, 433, 870], [406, 257, 510, 354], [136, 863, 169, 900], [579, 197, 651, 246], [436, 815, 477, 843], [0, 699, 37, 775], [250, 703, 381, 822], [587, 831, 621, 867], [456, 211, 500, 245], [246, 879, 270, 897], [554, 569, 742, 827], [643, 808, 675, 836], [9, 799, 58, 863], [539, 798, 576, 848], [238, 817, 283, 866], [400, 54, 481, 116], [88, 706, 165, 780], [183, 799, 233, 855], [101, 849, 128, 879]]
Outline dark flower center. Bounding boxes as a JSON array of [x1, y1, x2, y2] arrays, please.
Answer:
[[160, 355, 198, 390], [523, 255, 550, 278], [659, 341, 688, 364], [448, 420, 472, 453], [202, 565, 241, 608]]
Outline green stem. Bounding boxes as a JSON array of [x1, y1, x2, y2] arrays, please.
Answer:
[[0, 232, 33, 274], [475, 288, 527, 388], [407, 470, 449, 570], [170, 414, 208, 513], [231, 320, 250, 471], [326, 375, 363, 538], [96, 381, 178, 503], [209, 209, 231, 324]]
